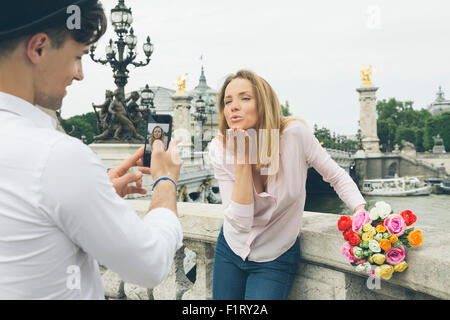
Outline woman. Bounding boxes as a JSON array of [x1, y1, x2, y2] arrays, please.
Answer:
[[208, 70, 366, 300], [148, 126, 168, 151]]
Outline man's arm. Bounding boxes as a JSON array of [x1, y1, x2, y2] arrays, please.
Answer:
[[39, 137, 182, 288]]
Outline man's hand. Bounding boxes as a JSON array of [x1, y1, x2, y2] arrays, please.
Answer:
[[148, 140, 182, 215], [108, 146, 151, 198], [150, 140, 182, 183]]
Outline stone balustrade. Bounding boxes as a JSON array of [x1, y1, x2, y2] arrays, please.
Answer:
[[99, 200, 449, 300]]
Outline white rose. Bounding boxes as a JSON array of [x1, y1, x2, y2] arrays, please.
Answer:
[[375, 201, 392, 219], [369, 207, 380, 220]]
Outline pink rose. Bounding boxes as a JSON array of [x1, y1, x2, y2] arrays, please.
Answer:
[[352, 210, 371, 232], [355, 259, 367, 265], [385, 247, 406, 265], [384, 214, 406, 236], [341, 243, 356, 263]]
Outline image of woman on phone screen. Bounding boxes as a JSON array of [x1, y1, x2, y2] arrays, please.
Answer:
[[148, 125, 168, 152]]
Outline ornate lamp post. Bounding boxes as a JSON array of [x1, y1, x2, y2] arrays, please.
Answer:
[[140, 84, 155, 114], [193, 96, 207, 152], [207, 98, 215, 132], [89, 0, 154, 96]]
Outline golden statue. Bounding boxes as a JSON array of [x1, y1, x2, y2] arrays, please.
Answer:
[[361, 65, 373, 86], [174, 73, 188, 94]]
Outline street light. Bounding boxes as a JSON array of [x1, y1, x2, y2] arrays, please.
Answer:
[[90, 0, 153, 96], [193, 96, 207, 152], [140, 84, 155, 114], [110, 0, 133, 35], [208, 98, 215, 131]]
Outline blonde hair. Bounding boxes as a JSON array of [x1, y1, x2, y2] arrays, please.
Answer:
[[217, 69, 305, 182]]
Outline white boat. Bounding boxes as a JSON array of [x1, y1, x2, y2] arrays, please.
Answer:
[[362, 177, 432, 196], [437, 180, 450, 194]]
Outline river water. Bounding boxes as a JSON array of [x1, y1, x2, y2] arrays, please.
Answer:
[[304, 194, 450, 229]]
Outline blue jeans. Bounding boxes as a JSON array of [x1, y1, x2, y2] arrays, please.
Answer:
[[212, 227, 300, 300]]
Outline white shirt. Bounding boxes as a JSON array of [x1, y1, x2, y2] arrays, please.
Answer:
[[0, 92, 183, 299]]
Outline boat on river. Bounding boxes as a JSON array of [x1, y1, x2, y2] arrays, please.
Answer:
[[362, 177, 432, 196], [436, 180, 450, 194]]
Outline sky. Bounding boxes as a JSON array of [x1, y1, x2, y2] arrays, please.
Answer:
[[62, 0, 450, 136]]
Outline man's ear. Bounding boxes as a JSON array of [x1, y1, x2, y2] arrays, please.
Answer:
[[26, 33, 51, 64]]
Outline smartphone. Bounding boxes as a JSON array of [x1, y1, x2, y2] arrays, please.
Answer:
[[143, 114, 173, 167]]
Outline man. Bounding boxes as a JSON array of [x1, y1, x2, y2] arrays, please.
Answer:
[[0, 0, 183, 299]]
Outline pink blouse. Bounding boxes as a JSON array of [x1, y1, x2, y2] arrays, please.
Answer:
[[208, 120, 366, 262]]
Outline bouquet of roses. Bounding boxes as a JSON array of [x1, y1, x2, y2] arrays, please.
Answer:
[[338, 201, 423, 280]]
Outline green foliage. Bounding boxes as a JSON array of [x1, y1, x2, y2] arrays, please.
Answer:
[[376, 98, 449, 152], [423, 112, 450, 151], [313, 124, 357, 151], [280, 101, 292, 117]]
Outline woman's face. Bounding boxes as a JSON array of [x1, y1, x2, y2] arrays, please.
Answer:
[[153, 127, 162, 139], [223, 78, 258, 130]]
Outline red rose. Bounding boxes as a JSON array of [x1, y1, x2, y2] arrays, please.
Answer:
[[338, 216, 352, 231], [343, 229, 353, 241], [349, 247, 354, 256], [348, 232, 361, 246], [400, 210, 417, 226]]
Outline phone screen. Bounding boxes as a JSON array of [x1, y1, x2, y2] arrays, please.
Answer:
[[143, 114, 172, 167]]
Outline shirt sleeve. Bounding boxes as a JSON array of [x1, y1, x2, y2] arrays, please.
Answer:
[[293, 121, 366, 211], [38, 136, 183, 289], [208, 138, 254, 232]]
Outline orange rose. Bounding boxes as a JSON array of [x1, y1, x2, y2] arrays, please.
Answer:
[[389, 235, 398, 243], [379, 239, 391, 251], [376, 223, 386, 233], [408, 230, 423, 247]]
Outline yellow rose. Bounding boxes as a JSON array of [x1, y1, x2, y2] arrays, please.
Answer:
[[394, 261, 408, 272], [372, 253, 386, 265], [376, 224, 387, 233], [362, 232, 374, 242], [363, 224, 373, 232], [375, 264, 394, 280], [368, 227, 377, 237]]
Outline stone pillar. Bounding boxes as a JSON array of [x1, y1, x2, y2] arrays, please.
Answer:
[[356, 86, 381, 155], [172, 93, 193, 156]]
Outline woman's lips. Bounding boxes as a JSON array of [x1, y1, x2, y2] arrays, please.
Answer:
[[230, 115, 243, 122]]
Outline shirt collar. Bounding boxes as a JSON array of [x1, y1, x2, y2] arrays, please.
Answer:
[[0, 92, 57, 130]]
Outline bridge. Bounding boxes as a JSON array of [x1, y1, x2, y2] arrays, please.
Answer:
[[88, 144, 356, 204], [100, 200, 449, 300]]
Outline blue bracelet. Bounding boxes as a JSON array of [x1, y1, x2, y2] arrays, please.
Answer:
[[152, 176, 177, 191]]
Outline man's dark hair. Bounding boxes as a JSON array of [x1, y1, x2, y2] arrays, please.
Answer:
[[0, 1, 107, 59]]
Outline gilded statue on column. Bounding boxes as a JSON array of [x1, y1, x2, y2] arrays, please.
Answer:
[[361, 65, 373, 86]]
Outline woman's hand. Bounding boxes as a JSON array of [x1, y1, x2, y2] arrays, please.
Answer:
[[223, 128, 252, 168], [221, 129, 254, 205], [353, 203, 366, 213]]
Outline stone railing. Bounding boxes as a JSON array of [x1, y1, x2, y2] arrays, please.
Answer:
[[99, 200, 449, 300]]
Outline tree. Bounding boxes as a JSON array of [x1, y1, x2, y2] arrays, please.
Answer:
[[376, 98, 432, 152], [281, 100, 292, 117], [424, 111, 450, 151]]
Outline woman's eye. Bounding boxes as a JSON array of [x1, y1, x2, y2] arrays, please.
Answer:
[[224, 101, 231, 105]]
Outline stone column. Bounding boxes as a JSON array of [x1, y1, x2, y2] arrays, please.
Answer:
[[356, 86, 381, 155], [172, 93, 193, 156]]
